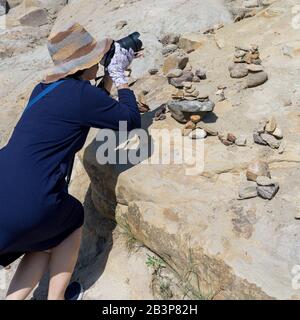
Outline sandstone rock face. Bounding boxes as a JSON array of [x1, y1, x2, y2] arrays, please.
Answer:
[[82, 0, 300, 300], [0, 0, 231, 146], [84, 141, 300, 299], [178, 33, 206, 53], [52, 0, 232, 79]]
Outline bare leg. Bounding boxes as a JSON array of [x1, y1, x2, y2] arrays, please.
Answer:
[[47, 227, 82, 300], [6, 252, 50, 300]]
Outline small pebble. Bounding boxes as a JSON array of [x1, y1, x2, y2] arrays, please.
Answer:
[[185, 121, 196, 130], [190, 115, 201, 123], [189, 129, 207, 140], [197, 123, 218, 136], [257, 184, 279, 200], [246, 160, 271, 182], [261, 133, 281, 149], [255, 119, 267, 134], [238, 181, 258, 200], [155, 114, 166, 121], [148, 68, 158, 75], [246, 64, 264, 72], [182, 82, 192, 89], [162, 44, 178, 56], [235, 136, 247, 146], [265, 117, 277, 133], [253, 132, 267, 145], [256, 176, 277, 186], [182, 128, 193, 136], [185, 87, 196, 94], [167, 69, 183, 78], [219, 134, 233, 146], [271, 127, 283, 139], [195, 68, 207, 80], [227, 133, 237, 143], [115, 20, 128, 30]]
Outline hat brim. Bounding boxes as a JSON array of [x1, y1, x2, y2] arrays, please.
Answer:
[[43, 38, 113, 84]]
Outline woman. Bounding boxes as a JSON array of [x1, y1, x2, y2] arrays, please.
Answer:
[[0, 23, 142, 300]]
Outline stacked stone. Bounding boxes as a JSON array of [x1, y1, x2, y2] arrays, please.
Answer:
[[253, 117, 283, 149], [238, 160, 280, 200], [229, 45, 268, 88]]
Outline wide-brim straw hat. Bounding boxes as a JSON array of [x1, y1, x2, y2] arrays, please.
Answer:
[[43, 22, 113, 83]]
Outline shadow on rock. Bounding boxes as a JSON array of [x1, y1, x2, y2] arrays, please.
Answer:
[[202, 112, 218, 124], [82, 110, 156, 221], [71, 111, 157, 295]]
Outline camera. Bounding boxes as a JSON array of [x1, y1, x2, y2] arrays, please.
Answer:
[[100, 32, 143, 68]]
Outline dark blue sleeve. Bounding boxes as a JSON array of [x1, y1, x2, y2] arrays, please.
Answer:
[[80, 82, 141, 131]]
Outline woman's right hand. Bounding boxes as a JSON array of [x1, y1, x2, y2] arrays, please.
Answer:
[[107, 42, 135, 88]]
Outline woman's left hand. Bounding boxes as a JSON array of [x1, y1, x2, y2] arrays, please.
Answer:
[[107, 43, 144, 88]]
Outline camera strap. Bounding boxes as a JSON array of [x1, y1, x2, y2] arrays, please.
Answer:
[[24, 80, 66, 113], [23, 79, 74, 189]]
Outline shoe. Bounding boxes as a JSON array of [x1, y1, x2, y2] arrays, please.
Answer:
[[64, 281, 84, 300]]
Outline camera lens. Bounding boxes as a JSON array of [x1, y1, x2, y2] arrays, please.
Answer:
[[117, 32, 143, 53]]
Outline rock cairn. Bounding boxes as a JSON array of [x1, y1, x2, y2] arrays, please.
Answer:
[[238, 160, 279, 200], [253, 117, 283, 149], [229, 45, 268, 88]]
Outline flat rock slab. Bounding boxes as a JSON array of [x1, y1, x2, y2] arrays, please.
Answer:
[[167, 100, 215, 123], [261, 133, 281, 149], [19, 7, 49, 27], [168, 100, 215, 113], [238, 181, 258, 199], [257, 183, 279, 200], [169, 71, 194, 88]]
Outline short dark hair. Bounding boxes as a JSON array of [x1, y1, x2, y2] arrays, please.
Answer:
[[66, 69, 85, 80]]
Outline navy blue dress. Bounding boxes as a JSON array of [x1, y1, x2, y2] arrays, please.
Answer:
[[0, 78, 141, 267]]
